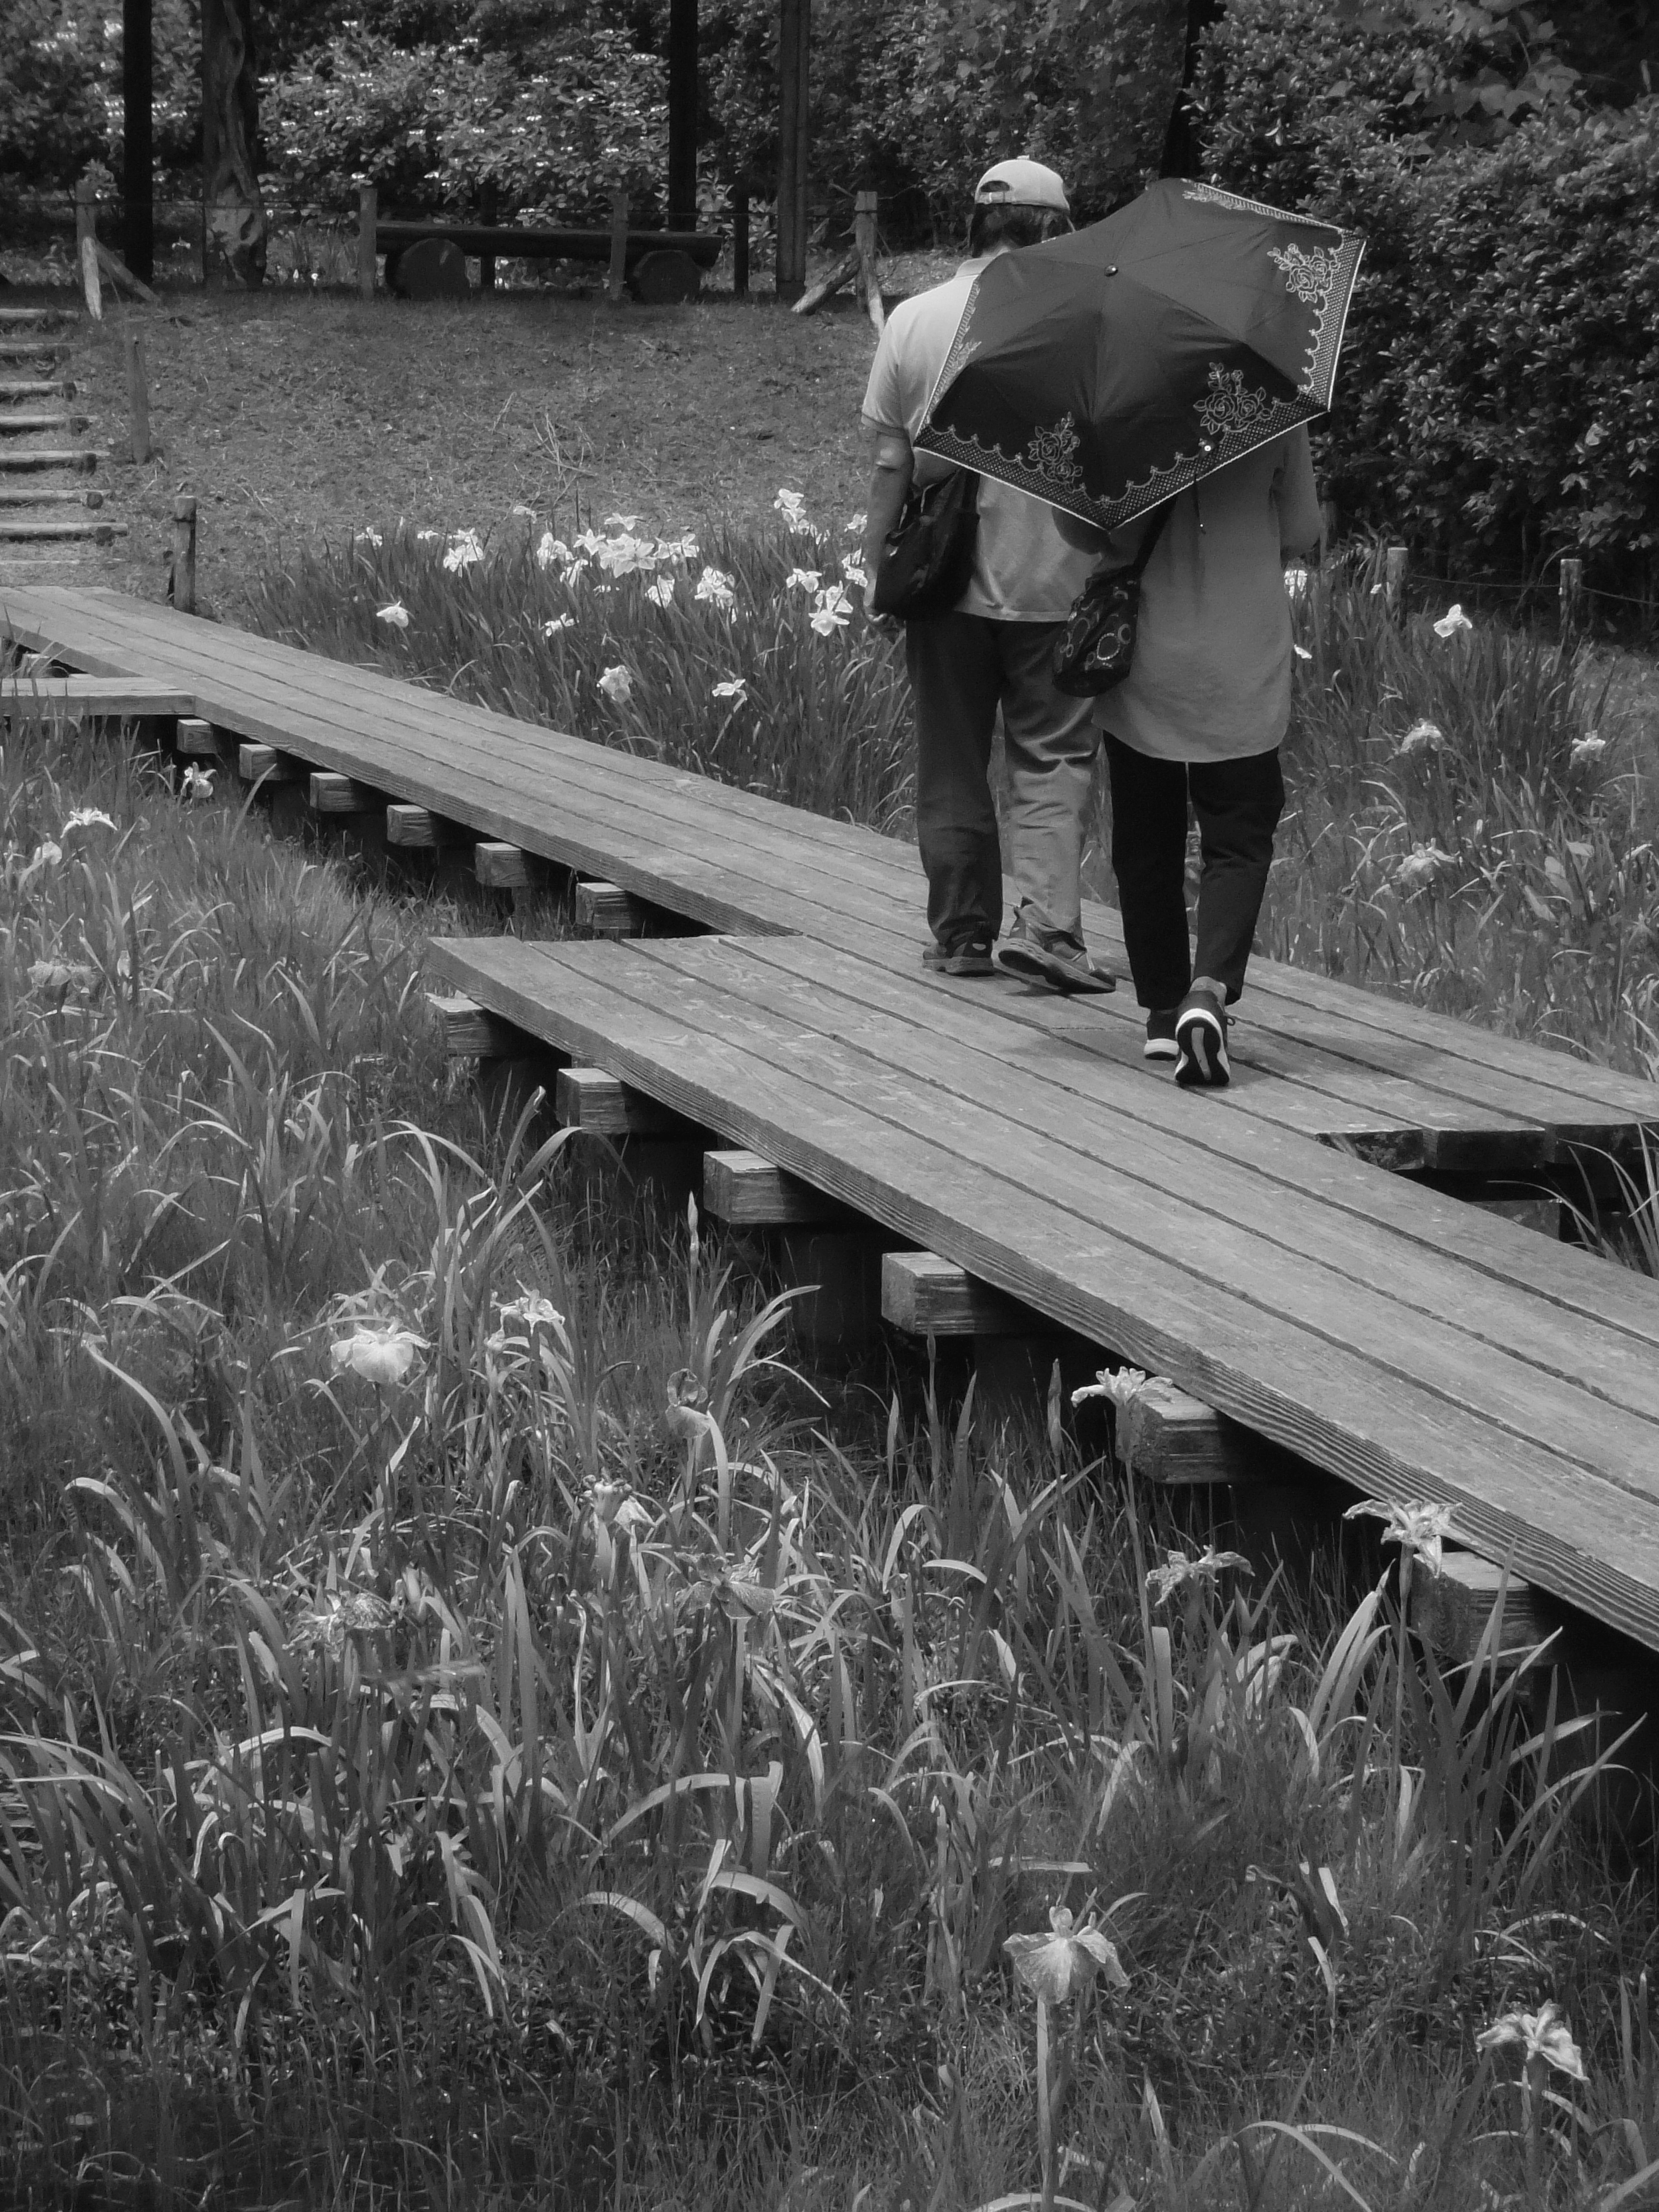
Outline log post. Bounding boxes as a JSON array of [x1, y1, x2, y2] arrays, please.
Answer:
[[126, 329, 151, 464], [1560, 557, 1583, 642], [607, 192, 629, 305], [76, 174, 103, 321], [201, 0, 267, 286], [732, 187, 750, 297], [854, 189, 883, 334], [169, 495, 197, 613], [122, 0, 154, 284], [1319, 495, 1338, 546], [1383, 542, 1407, 615], [775, 0, 810, 301], [357, 184, 377, 301]]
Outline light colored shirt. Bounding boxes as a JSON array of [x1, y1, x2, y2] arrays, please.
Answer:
[[1094, 428, 1322, 763], [861, 256, 1096, 623]]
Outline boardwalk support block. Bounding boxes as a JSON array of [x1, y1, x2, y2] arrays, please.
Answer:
[[429, 992, 521, 1060], [577, 880, 647, 937], [1413, 1553, 1557, 1666], [1119, 1376, 1266, 1487], [475, 842, 542, 891], [881, 1252, 1035, 1337], [702, 1148, 843, 1227], [555, 1068, 682, 1138], [238, 742, 302, 785], [310, 771, 378, 814], [175, 717, 225, 760], [387, 804, 467, 849]]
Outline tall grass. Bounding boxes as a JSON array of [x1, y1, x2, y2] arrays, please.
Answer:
[[248, 511, 1658, 1080], [2, 704, 1659, 2206]]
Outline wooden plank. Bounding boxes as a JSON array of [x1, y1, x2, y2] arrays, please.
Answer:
[[237, 741, 302, 784], [702, 933, 1659, 1354], [0, 520, 122, 544], [425, 933, 1659, 1652], [0, 381, 76, 400], [0, 676, 191, 717], [9, 586, 1654, 1163], [309, 770, 378, 813], [428, 991, 521, 1059], [576, 879, 646, 936], [881, 1251, 1033, 1337], [475, 841, 539, 889], [554, 1066, 681, 1137], [1119, 1376, 1266, 1487], [0, 341, 70, 362], [702, 1148, 844, 1227], [625, 934, 1659, 1405], [0, 487, 100, 507]]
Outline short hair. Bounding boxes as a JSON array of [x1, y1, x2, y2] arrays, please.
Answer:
[[968, 203, 1071, 256]]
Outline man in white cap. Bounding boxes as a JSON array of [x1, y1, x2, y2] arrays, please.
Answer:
[[860, 157, 1113, 990]]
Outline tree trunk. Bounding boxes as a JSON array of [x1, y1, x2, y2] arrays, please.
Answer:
[[202, 0, 266, 287], [123, 0, 153, 283], [775, 0, 809, 301], [667, 0, 699, 231]]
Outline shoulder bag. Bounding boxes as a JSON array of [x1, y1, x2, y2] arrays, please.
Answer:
[[871, 467, 980, 621], [1051, 503, 1170, 696]]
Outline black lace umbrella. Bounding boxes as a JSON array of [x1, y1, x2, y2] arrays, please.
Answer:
[[915, 179, 1365, 532]]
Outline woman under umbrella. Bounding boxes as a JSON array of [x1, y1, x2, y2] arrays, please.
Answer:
[[917, 177, 1361, 1085]]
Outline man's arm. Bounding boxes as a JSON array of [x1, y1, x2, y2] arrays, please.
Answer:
[[861, 426, 913, 614]]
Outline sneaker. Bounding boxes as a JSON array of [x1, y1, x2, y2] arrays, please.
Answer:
[[923, 936, 997, 978], [995, 927, 1116, 995], [1144, 1007, 1180, 1062], [1173, 983, 1230, 1088]]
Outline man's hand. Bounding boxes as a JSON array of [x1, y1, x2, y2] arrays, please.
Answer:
[[863, 578, 899, 632]]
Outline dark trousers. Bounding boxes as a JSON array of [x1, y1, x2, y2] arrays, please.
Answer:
[[905, 612, 1099, 950], [1104, 735, 1285, 1008]]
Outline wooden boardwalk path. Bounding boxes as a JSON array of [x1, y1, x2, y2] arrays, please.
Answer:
[[8, 583, 1659, 1650]]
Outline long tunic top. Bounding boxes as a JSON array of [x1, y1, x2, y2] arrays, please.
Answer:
[[1094, 427, 1322, 763]]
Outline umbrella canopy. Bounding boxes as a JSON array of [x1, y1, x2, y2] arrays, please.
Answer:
[[915, 178, 1364, 533]]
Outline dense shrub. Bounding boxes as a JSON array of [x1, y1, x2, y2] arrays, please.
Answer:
[[1194, 0, 1659, 601], [0, 0, 199, 200]]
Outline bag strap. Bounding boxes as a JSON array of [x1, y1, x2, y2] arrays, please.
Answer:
[[1124, 501, 1170, 579]]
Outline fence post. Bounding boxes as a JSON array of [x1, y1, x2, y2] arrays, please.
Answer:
[[1559, 557, 1583, 643], [170, 495, 197, 615], [1384, 543, 1408, 615], [854, 189, 883, 335], [1319, 496, 1338, 548], [607, 192, 629, 305], [75, 172, 103, 321], [357, 184, 377, 301], [126, 330, 151, 464], [732, 187, 750, 297]]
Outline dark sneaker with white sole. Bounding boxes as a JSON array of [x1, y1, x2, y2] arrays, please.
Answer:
[[1144, 1007, 1179, 1062], [995, 930, 1116, 995], [1173, 985, 1230, 1087], [923, 936, 997, 978]]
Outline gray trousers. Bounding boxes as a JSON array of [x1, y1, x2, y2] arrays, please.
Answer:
[[905, 612, 1100, 950]]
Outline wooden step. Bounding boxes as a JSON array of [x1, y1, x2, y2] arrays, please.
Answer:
[[0, 381, 76, 402], [0, 341, 68, 363], [0, 308, 65, 327], [555, 1066, 680, 1137], [702, 1147, 844, 1227], [0, 413, 90, 436], [0, 449, 98, 474], [0, 486, 101, 508], [0, 518, 123, 542]]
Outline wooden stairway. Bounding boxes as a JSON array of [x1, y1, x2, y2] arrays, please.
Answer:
[[0, 305, 125, 588]]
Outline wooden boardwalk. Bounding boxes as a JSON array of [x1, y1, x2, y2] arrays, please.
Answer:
[[8, 583, 1659, 1650]]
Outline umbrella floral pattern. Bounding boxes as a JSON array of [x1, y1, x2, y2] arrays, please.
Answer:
[[917, 177, 1365, 532]]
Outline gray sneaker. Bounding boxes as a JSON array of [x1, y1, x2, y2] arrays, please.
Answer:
[[923, 936, 997, 978], [995, 928, 1116, 995]]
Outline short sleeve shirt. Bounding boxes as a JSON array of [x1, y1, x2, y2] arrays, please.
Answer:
[[861, 257, 1096, 623]]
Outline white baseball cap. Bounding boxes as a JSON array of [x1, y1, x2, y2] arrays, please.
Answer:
[[973, 157, 1070, 215]]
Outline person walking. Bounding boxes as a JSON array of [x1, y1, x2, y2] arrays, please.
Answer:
[[859, 159, 1114, 990], [1090, 430, 1322, 1084]]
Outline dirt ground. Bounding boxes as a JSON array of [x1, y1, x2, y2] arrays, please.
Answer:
[[0, 273, 938, 617]]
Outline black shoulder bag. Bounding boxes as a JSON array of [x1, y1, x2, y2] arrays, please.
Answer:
[[1051, 504, 1170, 696], [871, 467, 980, 622]]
